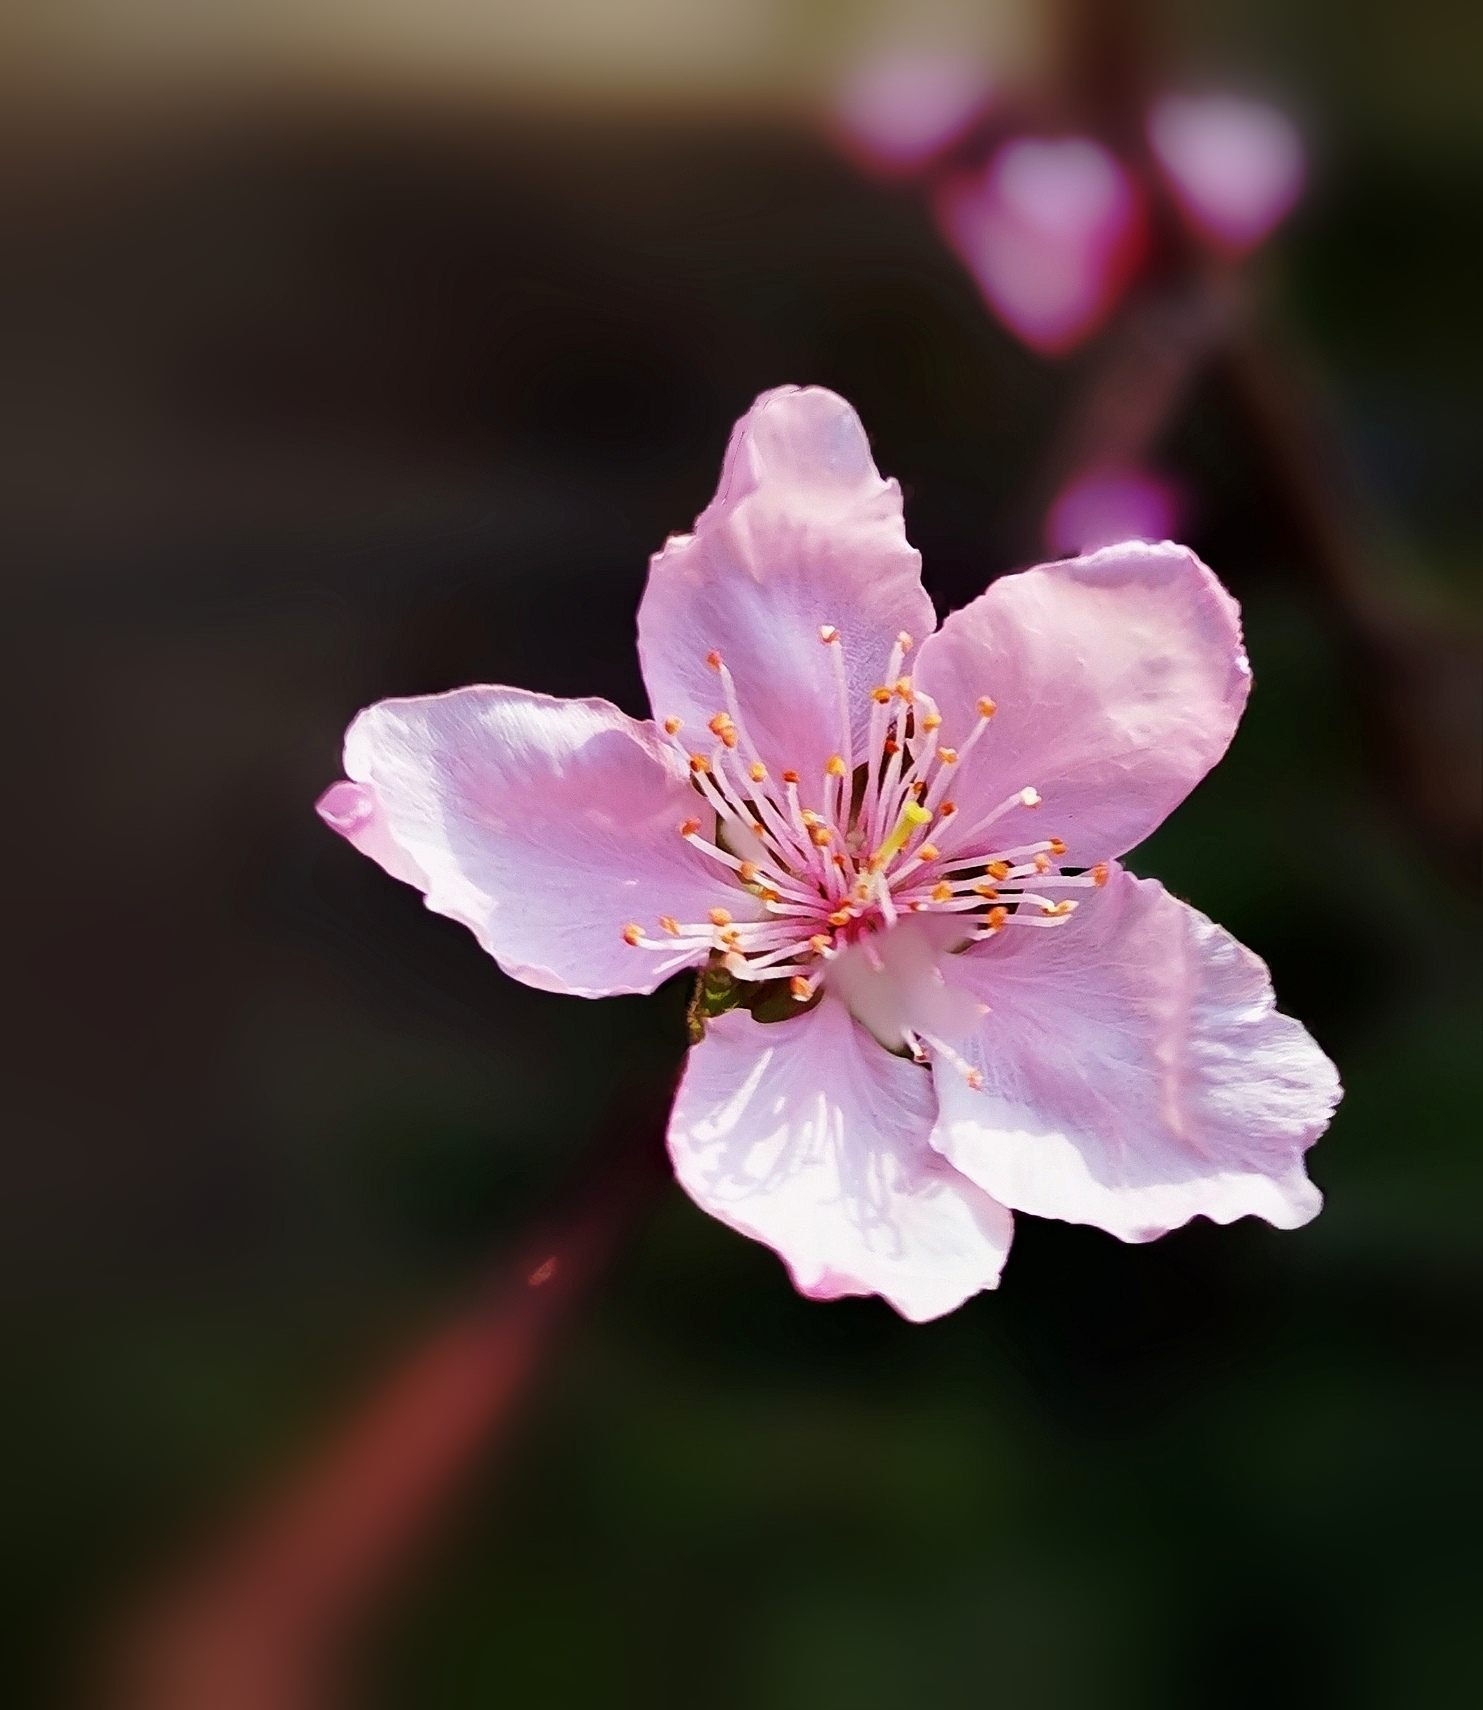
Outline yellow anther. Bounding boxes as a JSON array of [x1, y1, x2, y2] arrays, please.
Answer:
[[874, 800, 933, 867], [622, 923, 643, 946], [808, 934, 832, 954], [818, 624, 840, 645], [737, 860, 758, 883], [828, 907, 853, 928], [679, 818, 702, 838], [930, 880, 953, 904], [871, 686, 893, 704], [977, 696, 997, 719], [825, 754, 847, 778], [708, 907, 733, 927], [800, 809, 822, 826], [938, 747, 958, 765], [1092, 862, 1110, 887], [658, 915, 680, 935], [663, 716, 682, 735], [810, 826, 833, 847], [689, 753, 710, 774], [705, 649, 723, 671], [748, 761, 767, 783], [918, 842, 940, 863], [789, 976, 813, 1000], [921, 711, 942, 732], [1048, 836, 1067, 856], [707, 712, 737, 748], [986, 860, 1011, 881]]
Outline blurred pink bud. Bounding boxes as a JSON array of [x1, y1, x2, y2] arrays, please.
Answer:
[[1148, 94, 1305, 253], [936, 137, 1145, 355], [831, 51, 994, 177], [1045, 466, 1181, 556]]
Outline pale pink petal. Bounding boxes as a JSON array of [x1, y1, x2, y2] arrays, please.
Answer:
[[913, 541, 1250, 866], [1148, 94, 1305, 254], [831, 50, 993, 177], [928, 868, 1340, 1241], [323, 687, 756, 998], [1044, 465, 1180, 556], [668, 995, 1013, 1321], [935, 137, 1145, 354], [637, 386, 936, 786]]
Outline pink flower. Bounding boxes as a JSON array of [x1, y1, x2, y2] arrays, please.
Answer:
[[1045, 465, 1181, 557], [319, 388, 1340, 1321], [830, 50, 994, 178], [935, 137, 1146, 354], [1148, 94, 1306, 254]]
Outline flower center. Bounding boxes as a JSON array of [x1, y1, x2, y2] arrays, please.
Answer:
[[622, 625, 1107, 1013]]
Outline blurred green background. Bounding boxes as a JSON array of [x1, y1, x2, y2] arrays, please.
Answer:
[[4, 1, 1479, 1705]]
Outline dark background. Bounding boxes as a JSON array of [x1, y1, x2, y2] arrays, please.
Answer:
[[4, 2, 1480, 1704]]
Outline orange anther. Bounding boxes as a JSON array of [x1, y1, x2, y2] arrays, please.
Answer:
[[622, 923, 643, 946], [931, 880, 953, 904], [986, 906, 1009, 933], [658, 915, 680, 934], [789, 976, 813, 1000], [781, 769, 800, 785], [986, 860, 1011, 880], [1048, 836, 1067, 856], [977, 696, 997, 719], [679, 818, 701, 838], [917, 843, 940, 863], [883, 739, 900, 756], [748, 761, 767, 783], [705, 649, 723, 671], [939, 801, 957, 816], [871, 686, 893, 704], [810, 827, 833, 847], [828, 908, 852, 927], [972, 883, 998, 899], [938, 747, 958, 765], [738, 860, 758, 883], [910, 779, 926, 796], [1092, 862, 1110, 887], [708, 712, 737, 748], [689, 753, 710, 774], [808, 934, 832, 953], [708, 907, 732, 927], [921, 711, 942, 732], [759, 887, 780, 902], [663, 715, 682, 735]]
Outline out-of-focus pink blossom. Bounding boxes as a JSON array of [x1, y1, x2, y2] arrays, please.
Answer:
[[1045, 466, 1181, 556], [830, 51, 994, 177], [1148, 94, 1305, 253], [320, 387, 1340, 1320], [936, 137, 1146, 354]]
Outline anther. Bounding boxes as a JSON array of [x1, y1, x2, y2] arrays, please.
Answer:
[[789, 975, 814, 1000], [808, 934, 831, 954], [621, 923, 643, 946], [917, 842, 940, 863], [1048, 837, 1067, 856], [818, 624, 840, 645], [871, 686, 893, 704], [689, 753, 709, 774], [708, 907, 733, 927], [737, 861, 758, 883], [825, 754, 847, 778], [705, 649, 723, 671], [985, 906, 1009, 933], [1033, 852, 1051, 873], [883, 738, 900, 756], [707, 712, 737, 748], [939, 801, 957, 816], [893, 677, 914, 700], [748, 761, 767, 783], [972, 883, 998, 899], [938, 747, 958, 765], [810, 827, 833, 847], [977, 696, 997, 719], [659, 916, 680, 935], [781, 769, 800, 785], [1092, 862, 1110, 887], [827, 907, 853, 927], [921, 711, 942, 732], [897, 631, 914, 652], [986, 860, 1011, 880], [679, 818, 701, 838], [663, 716, 682, 735], [1019, 787, 1042, 808], [1041, 900, 1077, 918], [931, 880, 953, 904]]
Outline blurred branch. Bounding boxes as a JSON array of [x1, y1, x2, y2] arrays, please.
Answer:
[[103, 1084, 673, 1710]]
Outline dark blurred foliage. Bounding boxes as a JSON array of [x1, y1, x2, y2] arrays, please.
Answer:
[[3, 58, 1480, 1710]]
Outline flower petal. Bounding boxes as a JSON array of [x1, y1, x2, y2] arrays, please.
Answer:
[[928, 869, 1341, 1241], [637, 386, 936, 785], [934, 138, 1145, 354], [323, 687, 756, 997], [831, 51, 994, 178], [1148, 94, 1304, 254], [913, 541, 1250, 865], [669, 996, 1013, 1321]]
